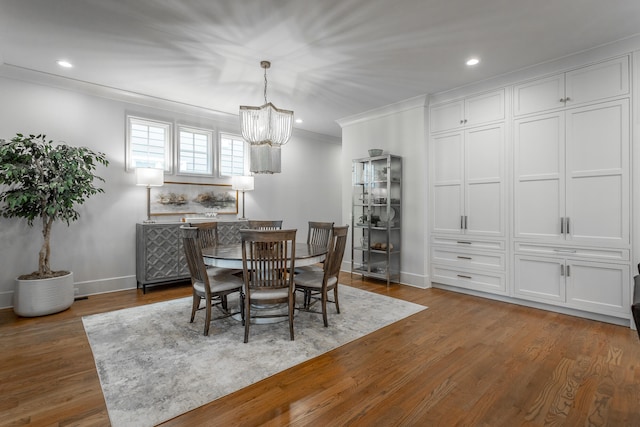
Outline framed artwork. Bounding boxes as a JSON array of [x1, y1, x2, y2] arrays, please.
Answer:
[[150, 181, 238, 216]]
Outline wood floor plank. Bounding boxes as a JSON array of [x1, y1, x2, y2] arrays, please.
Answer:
[[2, 274, 640, 426]]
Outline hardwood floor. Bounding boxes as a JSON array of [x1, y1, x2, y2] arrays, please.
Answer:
[[2, 273, 639, 426]]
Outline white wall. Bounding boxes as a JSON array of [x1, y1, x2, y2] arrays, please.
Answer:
[[0, 72, 341, 308], [339, 96, 428, 288]]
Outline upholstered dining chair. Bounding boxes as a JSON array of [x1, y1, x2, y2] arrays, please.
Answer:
[[246, 219, 283, 230], [296, 221, 334, 274], [181, 225, 243, 336], [240, 228, 297, 343], [294, 225, 349, 327]]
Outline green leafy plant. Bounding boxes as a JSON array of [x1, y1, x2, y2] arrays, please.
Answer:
[[0, 133, 109, 279]]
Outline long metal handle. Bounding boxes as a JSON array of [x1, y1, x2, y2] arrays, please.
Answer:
[[457, 241, 472, 245], [464, 215, 468, 230], [457, 274, 472, 279], [461, 215, 464, 230], [566, 265, 571, 277], [560, 217, 564, 234], [560, 264, 565, 276], [566, 217, 570, 234], [457, 256, 472, 260]]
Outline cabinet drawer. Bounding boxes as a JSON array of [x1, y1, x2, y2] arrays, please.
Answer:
[[432, 236, 505, 251], [514, 242, 629, 261], [432, 247, 505, 271], [432, 265, 506, 294]]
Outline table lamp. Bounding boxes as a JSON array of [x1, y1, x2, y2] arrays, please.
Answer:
[[136, 167, 164, 223], [231, 175, 254, 220]]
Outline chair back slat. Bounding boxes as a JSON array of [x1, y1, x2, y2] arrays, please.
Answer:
[[307, 221, 334, 248], [241, 229, 296, 290], [194, 221, 219, 249], [180, 225, 211, 298], [247, 220, 283, 230], [324, 226, 349, 280]]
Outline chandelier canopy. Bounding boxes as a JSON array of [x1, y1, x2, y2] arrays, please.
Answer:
[[240, 61, 293, 174]]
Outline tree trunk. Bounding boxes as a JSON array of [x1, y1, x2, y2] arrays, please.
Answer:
[[39, 215, 52, 276]]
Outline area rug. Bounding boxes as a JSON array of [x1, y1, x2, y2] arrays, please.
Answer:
[[82, 285, 426, 427]]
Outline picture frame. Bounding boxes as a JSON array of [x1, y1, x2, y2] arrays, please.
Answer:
[[150, 181, 238, 216]]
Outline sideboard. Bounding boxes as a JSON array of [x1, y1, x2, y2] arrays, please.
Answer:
[[136, 220, 246, 293]]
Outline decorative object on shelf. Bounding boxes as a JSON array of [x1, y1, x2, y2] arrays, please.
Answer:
[[240, 60, 294, 174], [368, 149, 383, 157], [0, 133, 109, 316], [150, 182, 238, 216], [136, 167, 164, 223], [231, 175, 254, 219]]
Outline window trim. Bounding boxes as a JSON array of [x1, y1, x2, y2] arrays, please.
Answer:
[[176, 124, 215, 177], [125, 115, 173, 173], [218, 132, 249, 177]]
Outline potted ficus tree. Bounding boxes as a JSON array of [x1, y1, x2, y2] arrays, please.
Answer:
[[0, 133, 109, 316]]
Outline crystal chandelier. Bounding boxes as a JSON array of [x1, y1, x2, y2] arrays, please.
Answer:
[[239, 61, 293, 174]]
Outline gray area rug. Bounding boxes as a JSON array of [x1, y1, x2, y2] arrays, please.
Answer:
[[82, 285, 426, 427]]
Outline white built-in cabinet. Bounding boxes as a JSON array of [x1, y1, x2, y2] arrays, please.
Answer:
[[430, 89, 507, 295], [429, 55, 632, 324]]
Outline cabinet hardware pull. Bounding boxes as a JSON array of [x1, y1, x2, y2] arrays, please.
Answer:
[[560, 217, 564, 234], [464, 215, 468, 230], [460, 119, 464, 124], [565, 97, 571, 102], [464, 119, 468, 123], [566, 217, 570, 234], [560, 98, 565, 102], [553, 249, 577, 253], [566, 265, 571, 277], [457, 256, 472, 260], [457, 241, 472, 244], [560, 264, 565, 276], [457, 274, 472, 279], [460, 215, 464, 230]]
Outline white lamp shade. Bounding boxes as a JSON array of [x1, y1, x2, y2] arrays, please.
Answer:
[[231, 175, 254, 191], [136, 167, 164, 186]]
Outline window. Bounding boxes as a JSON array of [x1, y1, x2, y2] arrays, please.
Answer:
[[177, 126, 213, 176], [126, 116, 172, 172], [219, 133, 248, 177]]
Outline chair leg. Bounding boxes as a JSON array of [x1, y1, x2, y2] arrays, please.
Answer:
[[289, 294, 295, 340], [190, 293, 200, 323], [322, 289, 329, 327], [244, 298, 250, 343], [334, 286, 340, 314], [204, 298, 212, 336]]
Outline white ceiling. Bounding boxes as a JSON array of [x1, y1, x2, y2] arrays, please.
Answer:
[[1, 0, 640, 138]]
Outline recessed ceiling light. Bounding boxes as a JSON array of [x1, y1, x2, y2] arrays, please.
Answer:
[[295, 118, 303, 124], [56, 60, 73, 68], [466, 58, 480, 66]]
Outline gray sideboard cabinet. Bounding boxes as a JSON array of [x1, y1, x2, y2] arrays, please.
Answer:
[[136, 223, 190, 293], [136, 221, 247, 293]]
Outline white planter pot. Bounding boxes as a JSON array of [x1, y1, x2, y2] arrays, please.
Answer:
[[13, 271, 74, 317]]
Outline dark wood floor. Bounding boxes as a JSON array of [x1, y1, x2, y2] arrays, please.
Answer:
[[2, 273, 639, 426]]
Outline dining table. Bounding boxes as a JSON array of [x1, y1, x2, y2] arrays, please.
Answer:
[[201, 242, 328, 269]]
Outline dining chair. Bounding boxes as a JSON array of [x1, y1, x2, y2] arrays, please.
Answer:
[[296, 221, 334, 274], [246, 219, 283, 230], [294, 225, 349, 327], [181, 225, 243, 336], [194, 221, 241, 275], [240, 228, 297, 343]]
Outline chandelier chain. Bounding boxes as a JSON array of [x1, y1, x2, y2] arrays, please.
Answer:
[[263, 66, 268, 104]]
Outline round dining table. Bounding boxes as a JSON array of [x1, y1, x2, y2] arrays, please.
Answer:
[[201, 242, 327, 269]]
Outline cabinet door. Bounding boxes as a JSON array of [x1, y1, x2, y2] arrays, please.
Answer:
[[464, 124, 504, 236], [565, 56, 629, 107], [566, 259, 630, 317], [513, 112, 565, 241], [432, 132, 464, 234], [430, 100, 464, 133], [514, 255, 565, 303], [513, 73, 565, 116], [565, 100, 629, 246], [465, 90, 504, 127]]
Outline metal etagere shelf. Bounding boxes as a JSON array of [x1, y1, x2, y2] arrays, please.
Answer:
[[351, 154, 401, 286]]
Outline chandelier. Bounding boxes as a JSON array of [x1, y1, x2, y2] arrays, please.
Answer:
[[239, 61, 293, 174]]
